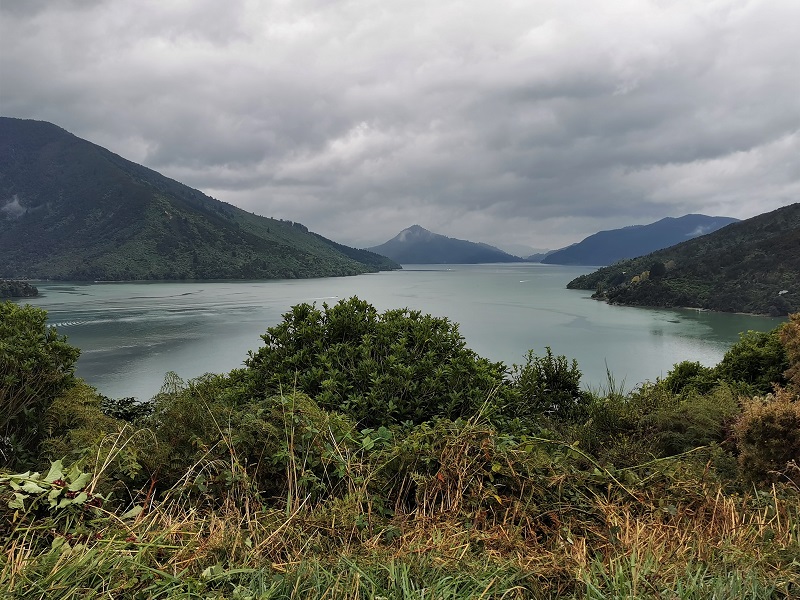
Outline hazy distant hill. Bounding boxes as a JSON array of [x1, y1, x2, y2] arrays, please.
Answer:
[[526, 250, 556, 262], [499, 243, 550, 259], [567, 203, 800, 316], [542, 214, 739, 266], [0, 117, 398, 280], [366, 225, 522, 264]]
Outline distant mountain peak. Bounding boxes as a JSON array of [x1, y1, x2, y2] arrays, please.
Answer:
[[542, 214, 739, 266], [368, 226, 522, 264], [394, 225, 435, 242]]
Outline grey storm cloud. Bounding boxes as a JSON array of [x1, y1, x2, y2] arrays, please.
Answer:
[[1, 0, 799, 251]]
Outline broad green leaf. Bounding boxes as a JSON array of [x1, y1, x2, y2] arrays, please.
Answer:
[[20, 481, 47, 494], [44, 460, 64, 483], [68, 472, 91, 492], [201, 565, 224, 579], [48, 488, 62, 508]]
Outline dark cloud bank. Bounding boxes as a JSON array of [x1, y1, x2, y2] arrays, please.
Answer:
[[2, 0, 798, 251]]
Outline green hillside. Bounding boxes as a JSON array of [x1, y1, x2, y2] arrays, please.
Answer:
[[0, 117, 398, 280], [567, 203, 800, 316]]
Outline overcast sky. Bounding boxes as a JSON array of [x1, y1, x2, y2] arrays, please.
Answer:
[[2, 0, 798, 252]]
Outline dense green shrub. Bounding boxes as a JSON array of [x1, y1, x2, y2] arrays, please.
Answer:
[[507, 347, 587, 424], [715, 329, 788, 394], [658, 360, 718, 395], [0, 301, 80, 469], [245, 297, 509, 427], [42, 381, 124, 460], [38, 382, 150, 501], [577, 382, 675, 466], [99, 395, 154, 423], [734, 387, 800, 486], [643, 384, 739, 457], [148, 372, 357, 503], [577, 381, 740, 469], [779, 313, 800, 389]]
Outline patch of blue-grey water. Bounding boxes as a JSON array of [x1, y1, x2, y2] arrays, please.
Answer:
[[25, 264, 784, 401]]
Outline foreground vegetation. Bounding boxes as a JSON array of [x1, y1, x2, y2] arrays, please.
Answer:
[[2, 298, 799, 598]]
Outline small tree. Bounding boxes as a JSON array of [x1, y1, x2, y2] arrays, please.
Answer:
[[779, 313, 800, 389], [734, 387, 800, 486], [659, 360, 717, 395], [509, 347, 586, 423], [246, 297, 509, 426], [649, 261, 667, 279], [715, 329, 788, 394], [0, 302, 80, 468]]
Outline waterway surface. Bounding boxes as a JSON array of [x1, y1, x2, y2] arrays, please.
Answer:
[[23, 264, 784, 400]]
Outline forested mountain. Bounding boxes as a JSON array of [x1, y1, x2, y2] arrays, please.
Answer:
[[367, 225, 522, 264], [0, 117, 398, 280], [542, 214, 738, 266], [567, 203, 800, 316]]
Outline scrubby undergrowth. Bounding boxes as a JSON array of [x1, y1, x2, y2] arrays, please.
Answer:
[[2, 299, 799, 599]]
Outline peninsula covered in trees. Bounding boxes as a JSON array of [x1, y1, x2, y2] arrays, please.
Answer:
[[568, 203, 800, 316], [0, 279, 38, 298]]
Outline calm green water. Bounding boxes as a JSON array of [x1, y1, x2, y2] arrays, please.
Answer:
[[23, 264, 784, 400]]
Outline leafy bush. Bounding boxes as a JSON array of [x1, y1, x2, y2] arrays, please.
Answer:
[[577, 381, 740, 469], [147, 372, 358, 504], [779, 313, 800, 389], [715, 329, 788, 394], [0, 302, 80, 469], [42, 381, 125, 459], [658, 361, 718, 395], [578, 382, 678, 466], [734, 387, 800, 486], [0, 459, 107, 535], [507, 347, 587, 424], [643, 384, 739, 457], [99, 395, 154, 423], [245, 297, 509, 427]]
